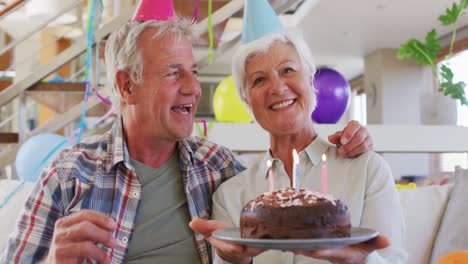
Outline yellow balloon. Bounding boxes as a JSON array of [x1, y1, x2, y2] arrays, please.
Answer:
[[213, 76, 253, 123]]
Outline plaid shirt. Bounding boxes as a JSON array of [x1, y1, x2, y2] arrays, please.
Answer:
[[1, 119, 245, 264]]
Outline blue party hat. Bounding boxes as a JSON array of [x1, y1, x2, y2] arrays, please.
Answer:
[[242, 0, 285, 44]]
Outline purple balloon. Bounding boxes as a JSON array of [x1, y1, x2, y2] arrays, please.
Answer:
[[312, 68, 351, 124]]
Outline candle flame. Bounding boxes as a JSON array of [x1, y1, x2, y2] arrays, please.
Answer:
[[267, 160, 272, 168], [322, 154, 327, 162], [293, 149, 299, 164]]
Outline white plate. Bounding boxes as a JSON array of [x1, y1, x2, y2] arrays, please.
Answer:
[[212, 227, 379, 251]]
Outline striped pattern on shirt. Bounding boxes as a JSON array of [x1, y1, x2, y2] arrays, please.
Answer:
[[1, 119, 245, 264]]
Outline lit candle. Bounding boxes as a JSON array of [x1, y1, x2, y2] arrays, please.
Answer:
[[321, 154, 327, 194], [292, 149, 300, 194], [266, 160, 274, 193]]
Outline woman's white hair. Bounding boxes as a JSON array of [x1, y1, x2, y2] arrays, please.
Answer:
[[231, 31, 316, 105], [104, 17, 193, 114]]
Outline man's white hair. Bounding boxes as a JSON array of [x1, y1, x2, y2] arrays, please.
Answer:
[[104, 17, 193, 114], [231, 32, 316, 105]]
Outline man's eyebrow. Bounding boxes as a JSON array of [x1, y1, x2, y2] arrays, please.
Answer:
[[166, 64, 180, 69], [165, 63, 198, 69]]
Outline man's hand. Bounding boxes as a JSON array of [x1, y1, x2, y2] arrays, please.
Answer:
[[189, 218, 264, 264], [294, 235, 389, 264], [41, 210, 116, 264], [328, 120, 373, 158]]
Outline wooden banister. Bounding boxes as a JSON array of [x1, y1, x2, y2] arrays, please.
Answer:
[[0, 0, 26, 18]]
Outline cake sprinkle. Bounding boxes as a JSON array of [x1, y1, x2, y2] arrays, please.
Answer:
[[251, 187, 339, 208]]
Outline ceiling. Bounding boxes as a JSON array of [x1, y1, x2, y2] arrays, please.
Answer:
[[200, 0, 468, 81], [2, 0, 468, 81]]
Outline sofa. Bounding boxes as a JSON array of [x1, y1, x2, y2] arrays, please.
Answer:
[[0, 167, 467, 264]]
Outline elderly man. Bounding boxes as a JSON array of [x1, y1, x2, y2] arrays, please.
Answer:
[[1, 17, 372, 264]]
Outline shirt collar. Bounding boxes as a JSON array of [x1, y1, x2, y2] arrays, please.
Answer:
[[106, 117, 134, 172], [303, 136, 331, 167], [261, 135, 331, 179], [106, 117, 198, 173]]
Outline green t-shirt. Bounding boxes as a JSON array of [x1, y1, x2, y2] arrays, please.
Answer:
[[126, 153, 201, 264]]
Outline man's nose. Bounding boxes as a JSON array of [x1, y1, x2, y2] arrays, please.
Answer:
[[181, 72, 201, 95]]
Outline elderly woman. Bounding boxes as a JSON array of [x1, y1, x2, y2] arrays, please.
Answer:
[[191, 31, 406, 264]]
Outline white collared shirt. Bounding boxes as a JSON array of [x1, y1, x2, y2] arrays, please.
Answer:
[[212, 136, 407, 264]]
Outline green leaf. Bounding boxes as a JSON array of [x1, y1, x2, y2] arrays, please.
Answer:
[[439, 65, 468, 105], [461, 0, 468, 9], [397, 30, 440, 66], [425, 29, 442, 56], [439, 2, 464, 25]]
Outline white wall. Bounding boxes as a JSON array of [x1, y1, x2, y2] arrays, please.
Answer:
[[364, 49, 430, 179]]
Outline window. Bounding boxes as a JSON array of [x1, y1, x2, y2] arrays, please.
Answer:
[[438, 49, 468, 171], [350, 90, 367, 125]]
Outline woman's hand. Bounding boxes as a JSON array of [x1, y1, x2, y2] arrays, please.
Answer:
[[294, 235, 389, 264], [189, 218, 264, 264], [328, 120, 373, 158]]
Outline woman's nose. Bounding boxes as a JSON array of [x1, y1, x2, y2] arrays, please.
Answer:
[[269, 75, 287, 95]]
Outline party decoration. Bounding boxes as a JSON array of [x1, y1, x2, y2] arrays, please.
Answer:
[[312, 68, 351, 124], [207, 0, 214, 64], [192, 0, 200, 22], [195, 119, 214, 138], [213, 76, 253, 123], [292, 149, 299, 194], [267, 160, 274, 193], [77, 0, 105, 142], [321, 154, 327, 194], [15, 133, 71, 183], [132, 0, 175, 21], [241, 0, 284, 44]]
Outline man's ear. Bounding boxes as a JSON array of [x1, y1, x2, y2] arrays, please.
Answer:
[[116, 70, 137, 105]]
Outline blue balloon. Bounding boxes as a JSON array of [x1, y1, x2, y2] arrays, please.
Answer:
[[15, 133, 71, 183], [312, 68, 351, 124]]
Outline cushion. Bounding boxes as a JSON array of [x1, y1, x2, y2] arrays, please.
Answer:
[[0, 180, 35, 248], [399, 183, 453, 264], [431, 166, 468, 263], [436, 251, 468, 264]]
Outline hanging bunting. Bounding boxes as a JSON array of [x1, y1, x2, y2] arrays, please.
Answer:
[[207, 0, 214, 64]]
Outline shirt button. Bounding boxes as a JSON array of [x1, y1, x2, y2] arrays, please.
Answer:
[[132, 192, 138, 198], [122, 237, 128, 243]]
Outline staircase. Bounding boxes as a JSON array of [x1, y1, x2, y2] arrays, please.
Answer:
[[0, 0, 302, 178]]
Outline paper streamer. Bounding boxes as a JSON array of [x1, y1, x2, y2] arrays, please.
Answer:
[[77, 0, 105, 143], [93, 108, 114, 126], [2, 0, 109, 210], [195, 120, 214, 138], [0, 181, 24, 209], [89, 81, 112, 106], [193, 0, 200, 22], [207, 0, 214, 64]]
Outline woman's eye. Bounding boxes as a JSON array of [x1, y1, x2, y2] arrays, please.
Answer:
[[253, 77, 265, 86], [284, 67, 295, 74]]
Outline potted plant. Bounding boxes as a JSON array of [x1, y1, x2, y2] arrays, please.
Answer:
[[397, 0, 468, 106]]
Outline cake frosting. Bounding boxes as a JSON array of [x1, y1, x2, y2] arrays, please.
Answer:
[[240, 187, 351, 239]]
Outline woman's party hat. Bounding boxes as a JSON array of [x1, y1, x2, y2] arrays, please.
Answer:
[[242, 0, 285, 44]]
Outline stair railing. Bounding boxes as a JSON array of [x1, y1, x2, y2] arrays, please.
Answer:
[[0, 0, 302, 176]]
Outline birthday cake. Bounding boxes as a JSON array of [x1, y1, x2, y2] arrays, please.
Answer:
[[240, 187, 351, 239]]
